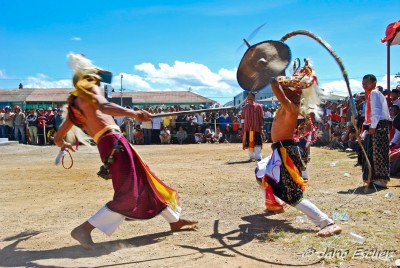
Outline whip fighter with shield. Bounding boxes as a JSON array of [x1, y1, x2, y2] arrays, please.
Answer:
[[237, 35, 342, 237]]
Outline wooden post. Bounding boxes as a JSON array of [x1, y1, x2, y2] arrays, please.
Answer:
[[387, 41, 391, 105]]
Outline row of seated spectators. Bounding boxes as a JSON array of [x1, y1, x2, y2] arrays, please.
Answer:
[[2, 86, 400, 177]]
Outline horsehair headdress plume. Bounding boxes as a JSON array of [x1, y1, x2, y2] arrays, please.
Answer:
[[68, 53, 101, 86], [68, 53, 96, 72], [300, 80, 323, 122], [279, 30, 372, 191]]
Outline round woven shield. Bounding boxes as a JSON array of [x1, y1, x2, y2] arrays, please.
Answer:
[[237, 40, 291, 91]]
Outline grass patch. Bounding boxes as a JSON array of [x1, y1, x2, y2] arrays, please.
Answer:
[[254, 227, 287, 242], [352, 209, 373, 215]]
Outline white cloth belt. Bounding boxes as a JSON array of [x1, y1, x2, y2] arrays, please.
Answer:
[[256, 148, 281, 183]]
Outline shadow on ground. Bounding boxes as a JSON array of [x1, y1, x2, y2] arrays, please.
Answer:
[[0, 230, 190, 268], [178, 215, 319, 267]]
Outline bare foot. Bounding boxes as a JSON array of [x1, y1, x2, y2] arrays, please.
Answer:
[[317, 224, 342, 237], [170, 219, 198, 231], [71, 225, 95, 250]]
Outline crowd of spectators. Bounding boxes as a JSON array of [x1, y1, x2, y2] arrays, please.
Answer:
[[1, 84, 400, 177], [115, 105, 246, 146], [0, 106, 63, 145]]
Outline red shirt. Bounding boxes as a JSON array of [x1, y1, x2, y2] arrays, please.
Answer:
[[232, 122, 240, 131], [37, 114, 48, 128], [329, 112, 340, 122], [242, 102, 264, 132]]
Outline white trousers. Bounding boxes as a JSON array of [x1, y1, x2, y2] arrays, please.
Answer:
[[295, 199, 334, 229], [88, 206, 181, 236], [248, 146, 262, 160]]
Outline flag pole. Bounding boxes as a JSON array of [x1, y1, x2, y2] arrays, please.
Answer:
[[387, 40, 391, 104]]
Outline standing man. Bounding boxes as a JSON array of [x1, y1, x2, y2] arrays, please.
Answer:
[[390, 88, 400, 107], [389, 104, 400, 147], [55, 54, 197, 249], [45, 107, 55, 139], [361, 74, 390, 188], [26, 109, 38, 145], [54, 108, 64, 132], [162, 106, 175, 130], [3, 106, 14, 140], [0, 107, 5, 138], [37, 108, 48, 145], [13, 106, 26, 144], [241, 92, 264, 161], [263, 107, 273, 142], [151, 107, 163, 144], [141, 107, 153, 145]]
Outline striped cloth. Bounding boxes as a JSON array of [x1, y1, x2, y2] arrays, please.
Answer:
[[242, 102, 264, 133]]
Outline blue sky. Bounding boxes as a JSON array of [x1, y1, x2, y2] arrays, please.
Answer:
[[1, 0, 399, 104]]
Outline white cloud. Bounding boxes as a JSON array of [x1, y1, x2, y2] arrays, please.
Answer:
[[320, 75, 400, 97], [133, 61, 241, 102], [13, 60, 400, 106], [380, 74, 400, 89], [111, 73, 152, 91], [71, 37, 82, 41], [320, 79, 363, 96], [24, 74, 71, 88], [0, 70, 6, 78], [135, 61, 229, 88]]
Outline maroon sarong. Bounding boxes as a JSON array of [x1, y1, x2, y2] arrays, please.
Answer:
[[97, 133, 169, 219]]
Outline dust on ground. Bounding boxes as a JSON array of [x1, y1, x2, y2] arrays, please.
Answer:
[[0, 143, 399, 268]]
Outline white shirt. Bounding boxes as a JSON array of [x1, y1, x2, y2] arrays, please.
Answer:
[[152, 117, 163, 129], [141, 120, 152, 129], [364, 89, 390, 129], [391, 129, 400, 145], [160, 129, 170, 135], [393, 98, 400, 107], [325, 108, 331, 117], [195, 113, 204, 125], [264, 111, 272, 118]]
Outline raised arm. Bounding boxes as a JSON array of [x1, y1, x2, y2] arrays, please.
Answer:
[[270, 78, 298, 115]]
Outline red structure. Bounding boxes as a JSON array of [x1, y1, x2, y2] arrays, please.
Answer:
[[381, 20, 400, 98]]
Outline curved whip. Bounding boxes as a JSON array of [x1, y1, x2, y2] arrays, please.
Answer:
[[280, 30, 372, 191]]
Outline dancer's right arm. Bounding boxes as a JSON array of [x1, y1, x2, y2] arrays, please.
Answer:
[[91, 85, 152, 122]]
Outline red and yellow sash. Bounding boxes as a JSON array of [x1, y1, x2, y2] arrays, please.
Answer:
[[130, 144, 180, 211]]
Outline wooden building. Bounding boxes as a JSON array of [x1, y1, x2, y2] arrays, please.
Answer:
[[0, 88, 216, 109]]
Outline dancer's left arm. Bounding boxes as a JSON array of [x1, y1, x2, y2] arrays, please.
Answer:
[[54, 117, 76, 152]]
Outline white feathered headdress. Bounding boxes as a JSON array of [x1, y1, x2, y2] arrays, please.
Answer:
[[67, 53, 102, 86]]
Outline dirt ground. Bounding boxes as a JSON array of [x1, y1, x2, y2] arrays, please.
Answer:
[[0, 143, 399, 268]]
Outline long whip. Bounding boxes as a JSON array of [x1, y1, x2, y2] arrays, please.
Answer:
[[280, 30, 372, 192]]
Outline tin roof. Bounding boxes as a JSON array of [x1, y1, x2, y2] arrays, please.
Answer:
[[0, 88, 216, 104]]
